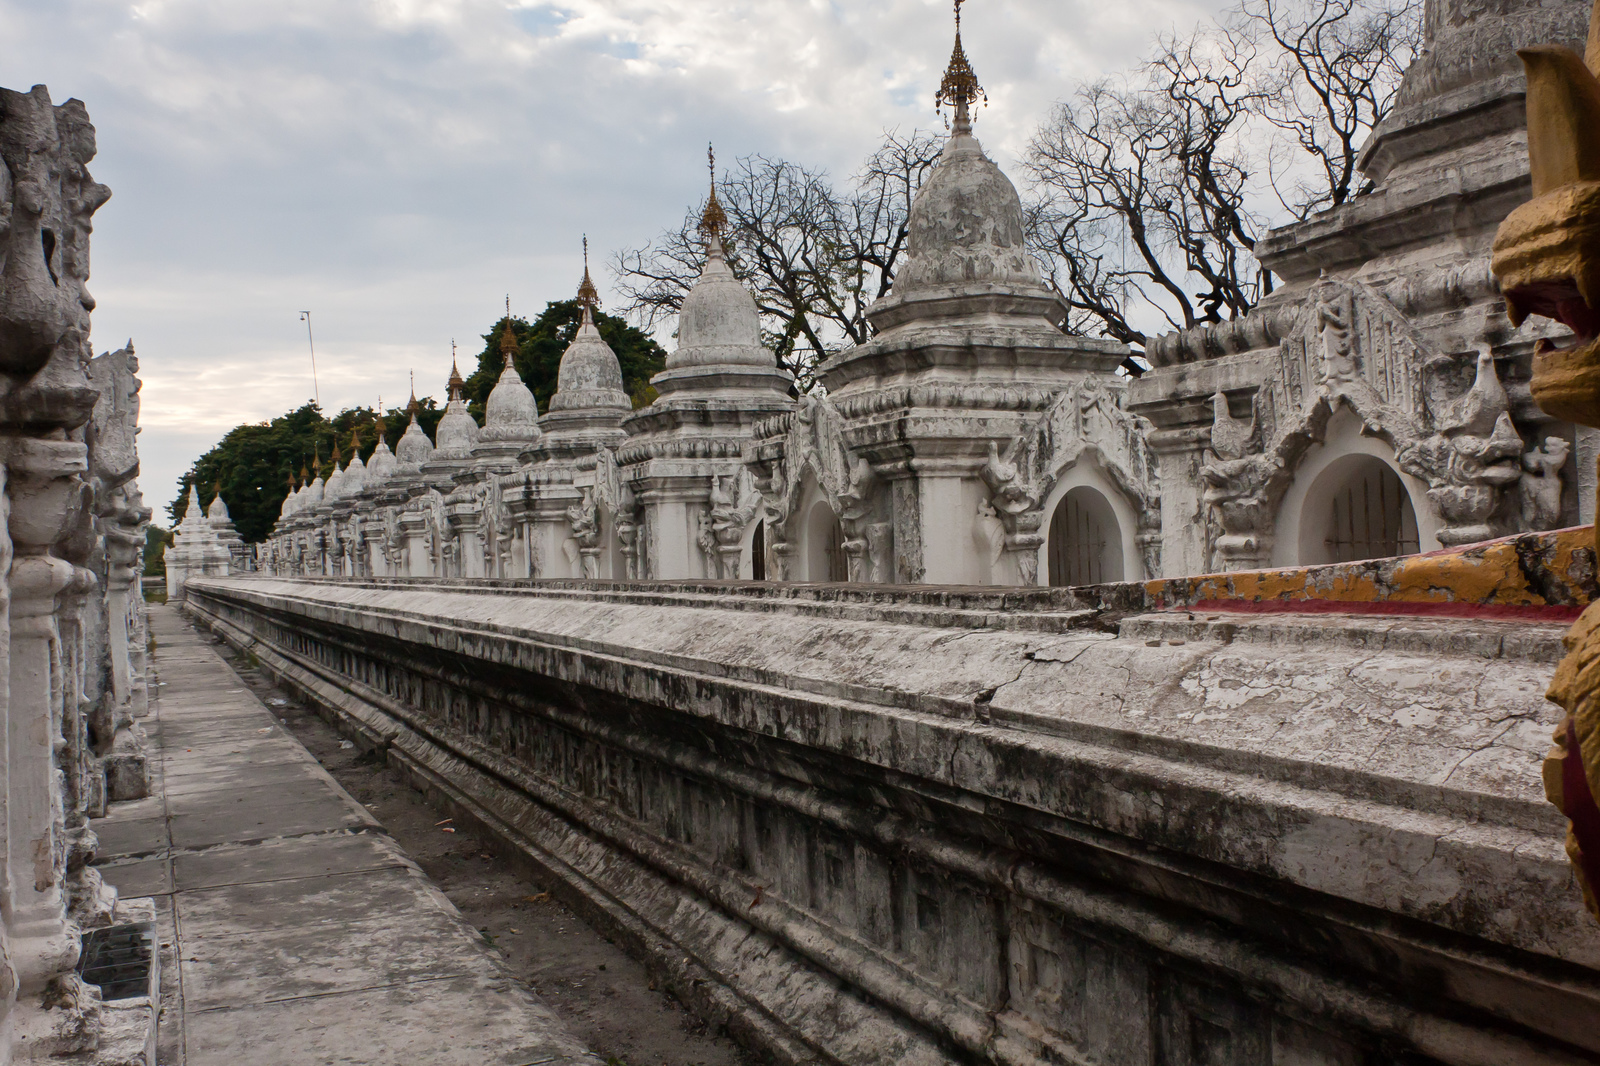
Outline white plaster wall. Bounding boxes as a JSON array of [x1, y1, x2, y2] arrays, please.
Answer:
[[1576, 426, 1598, 524], [921, 476, 990, 586], [1034, 457, 1145, 584], [1271, 407, 1441, 568]]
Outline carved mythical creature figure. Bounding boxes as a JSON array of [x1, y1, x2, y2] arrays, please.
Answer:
[[1490, 0, 1600, 920], [566, 487, 602, 579]]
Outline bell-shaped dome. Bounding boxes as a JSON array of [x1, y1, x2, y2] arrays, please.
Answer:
[[894, 127, 1039, 296], [395, 411, 434, 466], [482, 323, 541, 442], [323, 461, 347, 502], [207, 492, 231, 523], [432, 357, 481, 458], [342, 451, 367, 495], [547, 304, 630, 413], [435, 399, 478, 458], [367, 439, 397, 482], [669, 232, 769, 368], [303, 475, 325, 508]]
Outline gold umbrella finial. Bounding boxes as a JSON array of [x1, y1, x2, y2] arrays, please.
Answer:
[[447, 341, 465, 401], [936, 0, 986, 130], [700, 143, 729, 242], [500, 317, 519, 368], [577, 235, 600, 313]]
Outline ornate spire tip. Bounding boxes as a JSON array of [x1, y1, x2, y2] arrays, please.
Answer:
[[700, 143, 728, 241], [935, 0, 986, 126], [577, 235, 600, 311]]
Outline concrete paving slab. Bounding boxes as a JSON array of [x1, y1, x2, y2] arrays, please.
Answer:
[[183, 975, 595, 1066], [179, 909, 486, 1010], [176, 866, 445, 937], [173, 834, 409, 891], [168, 798, 375, 849], [90, 603, 600, 1066], [95, 855, 173, 897], [160, 759, 338, 798], [94, 815, 170, 860], [165, 778, 347, 816]]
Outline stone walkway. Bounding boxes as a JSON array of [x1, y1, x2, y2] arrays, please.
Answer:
[[90, 603, 600, 1066]]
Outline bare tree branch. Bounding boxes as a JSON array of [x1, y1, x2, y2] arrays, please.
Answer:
[[611, 130, 940, 392]]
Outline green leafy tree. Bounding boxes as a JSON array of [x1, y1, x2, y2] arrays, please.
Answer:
[[461, 299, 667, 422], [170, 398, 445, 543], [143, 526, 171, 577]]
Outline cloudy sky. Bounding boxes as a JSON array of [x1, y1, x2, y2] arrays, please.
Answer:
[[3, 0, 1229, 519]]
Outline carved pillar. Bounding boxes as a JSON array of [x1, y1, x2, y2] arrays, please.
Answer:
[[5, 439, 83, 994]]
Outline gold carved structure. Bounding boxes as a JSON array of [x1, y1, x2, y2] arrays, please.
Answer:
[[1492, 0, 1600, 919]]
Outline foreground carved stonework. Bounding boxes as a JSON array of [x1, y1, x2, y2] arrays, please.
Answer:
[[1489, 0, 1600, 921], [0, 85, 156, 1062]]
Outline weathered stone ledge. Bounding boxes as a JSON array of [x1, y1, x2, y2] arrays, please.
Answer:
[[185, 576, 1600, 1064]]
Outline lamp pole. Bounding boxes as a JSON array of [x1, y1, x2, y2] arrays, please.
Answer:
[[299, 311, 320, 407]]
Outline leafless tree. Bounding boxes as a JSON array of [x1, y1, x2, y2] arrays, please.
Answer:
[[1244, 0, 1420, 218], [612, 130, 941, 390], [1025, 0, 1421, 350]]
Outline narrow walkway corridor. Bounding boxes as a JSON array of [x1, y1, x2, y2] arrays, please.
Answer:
[[90, 603, 600, 1066]]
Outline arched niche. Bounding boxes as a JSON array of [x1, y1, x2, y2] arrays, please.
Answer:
[[805, 500, 846, 582], [1047, 486, 1125, 586], [1272, 406, 1438, 567], [1033, 457, 1145, 585]]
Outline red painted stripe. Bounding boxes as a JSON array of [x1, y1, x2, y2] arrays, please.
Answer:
[[1161, 598, 1583, 622]]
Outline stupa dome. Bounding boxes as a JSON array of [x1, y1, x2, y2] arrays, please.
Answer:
[[395, 408, 435, 466], [207, 492, 231, 523], [367, 440, 397, 481], [342, 440, 367, 495], [434, 358, 479, 458], [482, 323, 541, 441], [548, 254, 630, 415], [323, 460, 346, 501], [669, 231, 768, 369], [893, 129, 1039, 296]]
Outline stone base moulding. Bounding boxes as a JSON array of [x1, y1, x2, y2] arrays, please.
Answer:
[[185, 576, 1600, 1066]]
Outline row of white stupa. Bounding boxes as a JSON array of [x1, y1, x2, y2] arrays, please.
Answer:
[[270, 200, 793, 525]]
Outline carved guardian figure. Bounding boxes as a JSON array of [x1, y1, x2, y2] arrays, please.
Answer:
[[1491, 0, 1600, 919]]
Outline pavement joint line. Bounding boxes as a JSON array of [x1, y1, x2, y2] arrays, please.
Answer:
[[184, 973, 483, 1013]]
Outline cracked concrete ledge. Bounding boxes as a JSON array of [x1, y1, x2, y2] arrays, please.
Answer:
[[186, 576, 1600, 1064]]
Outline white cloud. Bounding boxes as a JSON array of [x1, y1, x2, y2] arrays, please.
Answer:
[[1, 0, 1229, 520]]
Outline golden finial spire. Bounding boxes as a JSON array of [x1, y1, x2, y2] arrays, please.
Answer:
[[577, 235, 600, 314], [499, 317, 518, 367], [287, 469, 297, 492], [407, 371, 421, 422], [447, 341, 465, 400], [700, 143, 728, 242], [375, 396, 386, 437], [349, 425, 361, 453], [312, 447, 322, 477], [331, 435, 342, 464], [300, 461, 309, 482], [936, 0, 986, 129]]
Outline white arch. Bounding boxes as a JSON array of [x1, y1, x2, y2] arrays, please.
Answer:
[[1272, 405, 1440, 567], [1033, 456, 1146, 585]]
